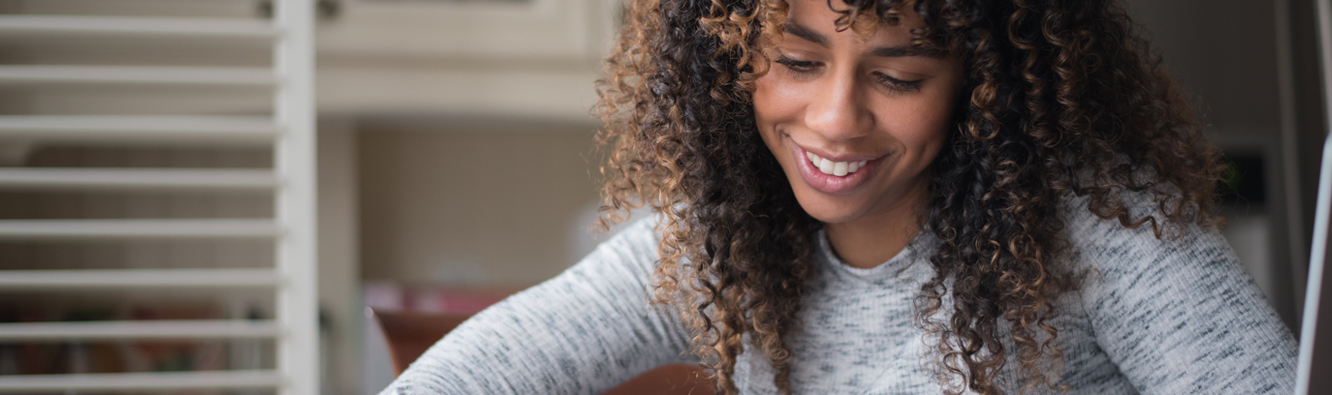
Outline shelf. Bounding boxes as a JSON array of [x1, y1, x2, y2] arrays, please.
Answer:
[[0, 370, 280, 391], [0, 15, 277, 38], [0, 268, 280, 288], [0, 115, 280, 144], [0, 168, 278, 190], [0, 320, 280, 340], [0, 168, 277, 191], [0, 66, 276, 86], [0, 219, 278, 239]]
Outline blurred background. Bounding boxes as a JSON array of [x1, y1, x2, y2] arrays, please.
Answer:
[[0, 0, 1325, 394]]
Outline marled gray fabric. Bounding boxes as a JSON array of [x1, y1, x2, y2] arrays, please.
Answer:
[[380, 195, 1297, 394]]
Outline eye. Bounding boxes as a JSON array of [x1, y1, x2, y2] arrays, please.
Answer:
[[774, 54, 820, 75], [872, 72, 923, 93]]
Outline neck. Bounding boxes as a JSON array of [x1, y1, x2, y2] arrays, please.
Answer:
[[824, 179, 929, 269]]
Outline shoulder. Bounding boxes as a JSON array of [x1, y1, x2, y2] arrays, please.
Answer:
[[1057, 188, 1254, 329], [569, 213, 667, 283], [1058, 190, 1297, 393], [1059, 189, 1230, 276], [594, 214, 663, 261]]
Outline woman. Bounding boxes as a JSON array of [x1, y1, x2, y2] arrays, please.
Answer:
[[381, 0, 1297, 393]]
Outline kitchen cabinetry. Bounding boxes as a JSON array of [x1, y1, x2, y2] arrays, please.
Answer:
[[316, 0, 618, 121]]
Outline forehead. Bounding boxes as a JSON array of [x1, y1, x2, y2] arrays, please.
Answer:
[[783, 0, 924, 45]]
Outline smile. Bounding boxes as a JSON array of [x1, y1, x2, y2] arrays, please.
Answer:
[[788, 139, 882, 196], [805, 151, 868, 176]]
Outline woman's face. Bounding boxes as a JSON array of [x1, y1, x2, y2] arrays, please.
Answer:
[[754, 0, 965, 226]]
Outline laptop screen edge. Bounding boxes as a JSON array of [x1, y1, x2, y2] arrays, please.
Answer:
[[1295, 135, 1332, 395]]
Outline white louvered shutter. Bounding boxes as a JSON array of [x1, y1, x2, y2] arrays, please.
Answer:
[[0, 1, 317, 394]]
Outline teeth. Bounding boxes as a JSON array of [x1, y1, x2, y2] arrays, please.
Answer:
[[806, 152, 867, 176]]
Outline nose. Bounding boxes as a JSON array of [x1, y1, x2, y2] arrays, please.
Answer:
[[805, 67, 873, 142]]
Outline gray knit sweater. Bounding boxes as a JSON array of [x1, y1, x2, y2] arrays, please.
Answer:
[[380, 195, 1297, 394]]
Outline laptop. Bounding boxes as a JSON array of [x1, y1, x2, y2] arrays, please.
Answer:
[[1295, 135, 1332, 394]]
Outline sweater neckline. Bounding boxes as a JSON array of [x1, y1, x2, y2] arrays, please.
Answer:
[[815, 228, 932, 283]]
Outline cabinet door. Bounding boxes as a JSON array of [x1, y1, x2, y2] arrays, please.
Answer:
[[318, 0, 614, 61], [315, 0, 622, 120]]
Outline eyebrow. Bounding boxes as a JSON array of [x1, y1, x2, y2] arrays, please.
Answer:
[[783, 21, 831, 47], [782, 21, 948, 59]]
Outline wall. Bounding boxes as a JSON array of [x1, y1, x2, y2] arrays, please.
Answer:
[[1123, 0, 1281, 136], [357, 120, 606, 287], [318, 120, 362, 395]]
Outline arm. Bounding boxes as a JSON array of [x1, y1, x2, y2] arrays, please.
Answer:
[[379, 218, 694, 395], [1070, 204, 1297, 394]]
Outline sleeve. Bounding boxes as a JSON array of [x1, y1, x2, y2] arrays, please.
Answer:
[[377, 218, 695, 395], [1069, 202, 1298, 395]]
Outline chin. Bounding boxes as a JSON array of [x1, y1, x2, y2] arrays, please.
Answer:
[[790, 187, 866, 225]]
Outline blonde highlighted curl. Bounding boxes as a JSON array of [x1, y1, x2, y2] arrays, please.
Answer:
[[593, 0, 1224, 394]]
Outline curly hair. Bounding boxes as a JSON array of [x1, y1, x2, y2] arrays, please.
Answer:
[[593, 0, 1225, 394]]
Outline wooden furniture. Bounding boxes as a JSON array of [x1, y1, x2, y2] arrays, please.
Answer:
[[369, 308, 713, 395]]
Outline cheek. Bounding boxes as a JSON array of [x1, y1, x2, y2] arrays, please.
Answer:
[[880, 94, 955, 152], [752, 75, 791, 151], [752, 73, 808, 126], [752, 84, 777, 141]]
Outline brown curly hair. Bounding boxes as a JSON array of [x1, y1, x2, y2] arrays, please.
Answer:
[[593, 0, 1225, 393]]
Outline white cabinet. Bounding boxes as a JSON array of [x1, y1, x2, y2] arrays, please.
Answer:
[[315, 0, 620, 121], [318, 0, 609, 60]]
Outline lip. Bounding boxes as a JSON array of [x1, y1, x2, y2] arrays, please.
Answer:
[[788, 137, 884, 196]]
